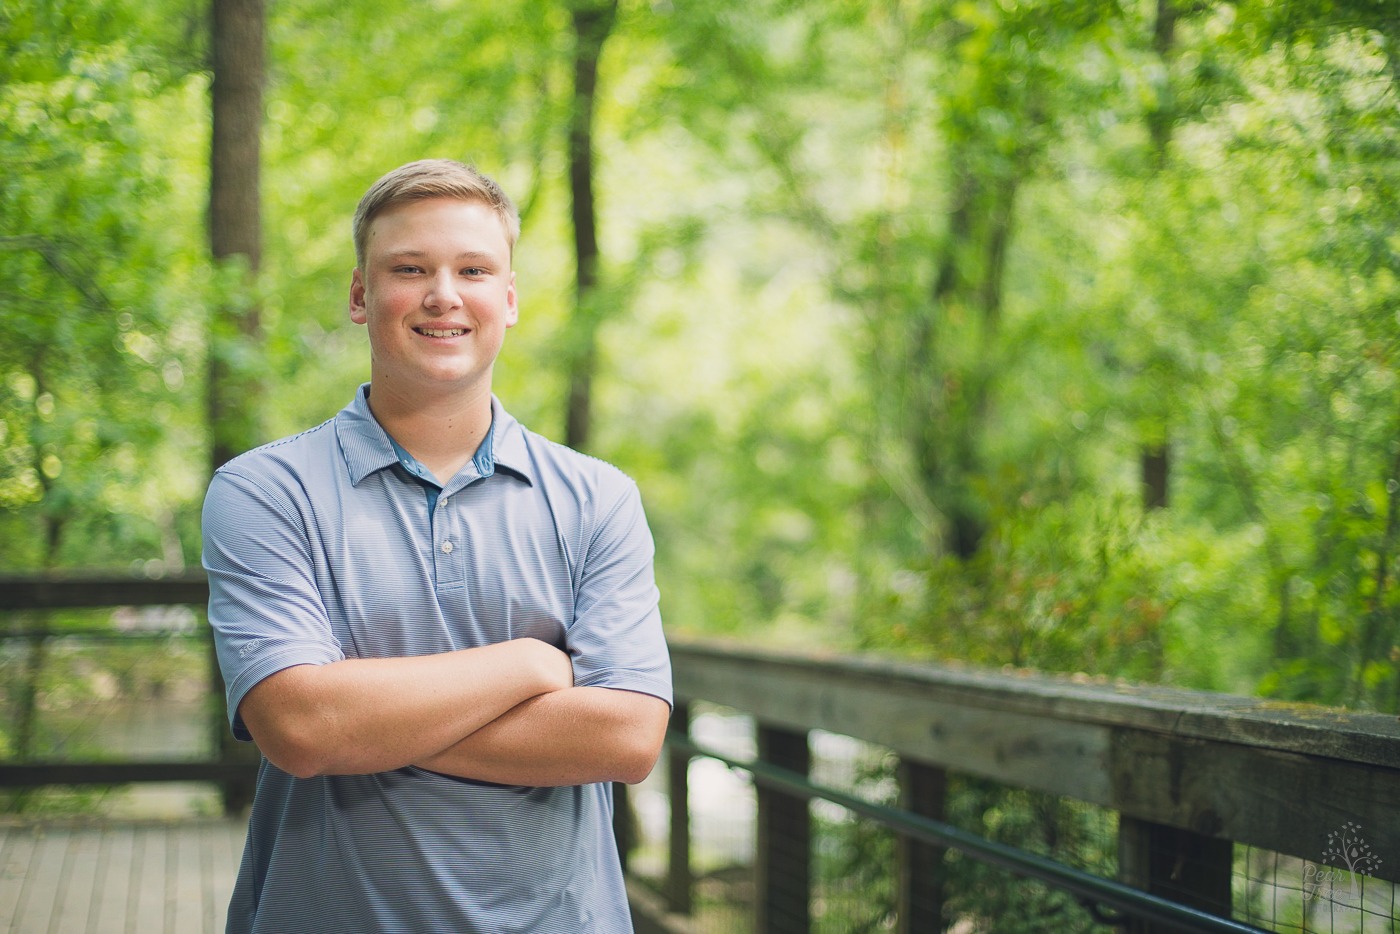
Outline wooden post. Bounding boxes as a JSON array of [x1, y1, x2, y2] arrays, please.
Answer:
[[664, 702, 693, 915], [614, 782, 634, 872], [756, 722, 810, 934], [206, 628, 257, 814], [897, 758, 946, 933], [1118, 816, 1233, 934], [16, 626, 46, 762]]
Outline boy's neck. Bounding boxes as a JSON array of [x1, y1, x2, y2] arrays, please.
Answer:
[[367, 381, 493, 485]]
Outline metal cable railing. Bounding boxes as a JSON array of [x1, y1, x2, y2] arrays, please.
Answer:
[[670, 734, 1268, 934]]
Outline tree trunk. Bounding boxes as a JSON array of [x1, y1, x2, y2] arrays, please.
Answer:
[[208, 0, 265, 472], [1140, 0, 1176, 512], [1141, 444, 1170, 509], [913, 157, 1022, 560], [208, 0, 265, 815], [563, 0, 616, 452]]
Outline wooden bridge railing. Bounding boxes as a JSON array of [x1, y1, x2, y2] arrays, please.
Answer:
[[642, 638, 1400, 933], [0, 572, 257, 812], [4, 576, 1399, 930]]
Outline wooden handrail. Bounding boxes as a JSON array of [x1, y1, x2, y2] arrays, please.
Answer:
[[670, 637, 1400, 767], [0, 572, 210, 611], [0, 572, 256, 813], [668, 636, 1400, 884]]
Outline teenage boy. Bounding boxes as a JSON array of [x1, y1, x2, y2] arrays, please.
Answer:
[[203, 159, 672, 933]]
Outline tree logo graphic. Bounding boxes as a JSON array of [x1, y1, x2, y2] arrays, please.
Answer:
[[1304, 821, 1384, 911]]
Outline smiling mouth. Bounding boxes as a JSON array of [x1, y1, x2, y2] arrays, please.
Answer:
[[415, 327, 468, 338]]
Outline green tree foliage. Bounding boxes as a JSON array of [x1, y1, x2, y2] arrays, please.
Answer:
[[0, 0, 209, 569], [3, 0, 1399, 712]]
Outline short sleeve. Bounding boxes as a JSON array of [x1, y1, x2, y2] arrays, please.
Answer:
[[567, 479, 672, 705], [202, 469, 345, 740]]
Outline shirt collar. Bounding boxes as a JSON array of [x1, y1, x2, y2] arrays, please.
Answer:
[[336, 384, 533, 487], [486, 395, 533, 485]]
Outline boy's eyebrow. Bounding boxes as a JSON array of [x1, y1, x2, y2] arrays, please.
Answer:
[[379, 249, 427, 262], [382, 249, 500, 263]]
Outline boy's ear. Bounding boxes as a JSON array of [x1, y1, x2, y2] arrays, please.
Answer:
[[349, 268, 367, 324], [505, 272, 518, 328]]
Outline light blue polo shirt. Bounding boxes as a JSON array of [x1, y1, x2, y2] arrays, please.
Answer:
[[202, 385, 672, 934]]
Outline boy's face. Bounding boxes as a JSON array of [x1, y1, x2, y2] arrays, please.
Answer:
[[349, 197, 517, 399]]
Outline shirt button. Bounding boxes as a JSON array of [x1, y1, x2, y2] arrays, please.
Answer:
[[441, 540, 454, 554]]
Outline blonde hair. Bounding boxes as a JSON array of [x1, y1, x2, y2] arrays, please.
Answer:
[[352, 159, 520, 267]]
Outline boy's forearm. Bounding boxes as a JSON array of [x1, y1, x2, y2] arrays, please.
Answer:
[[415, 686, 670, 787], [238, 637, 573, 778]]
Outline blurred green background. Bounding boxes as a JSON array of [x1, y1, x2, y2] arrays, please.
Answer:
[[3, 0, 1398, 711]]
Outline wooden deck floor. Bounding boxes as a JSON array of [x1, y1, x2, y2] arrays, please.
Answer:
[[0, 819, 245, 934]]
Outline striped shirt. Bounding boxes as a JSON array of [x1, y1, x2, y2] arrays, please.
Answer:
[[202, 385, 672, 934]]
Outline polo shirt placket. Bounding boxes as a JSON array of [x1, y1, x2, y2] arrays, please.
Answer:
[[386, 432, 495, 592]]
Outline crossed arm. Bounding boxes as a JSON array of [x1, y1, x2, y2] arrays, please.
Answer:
[[237, 637, 670, 786]]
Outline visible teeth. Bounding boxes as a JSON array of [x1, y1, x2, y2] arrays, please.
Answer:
[[418, 328, 466, 337]]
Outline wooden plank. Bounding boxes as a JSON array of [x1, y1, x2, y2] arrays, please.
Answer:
[[896, 759, 945, 934], [199, 823, 219, 934], [664, 702, 693, 917], [90, 826, 132, 934], [169, 824, 207, 934], [121, 826, 146, 934], [0, 824, 37, 928], [212, 820, 243, 928], [755, 724, 811, 934], [674, 652, 1114, 802], [0, 821, 248, 934], [126, 825, 166, 934], [1109, 730, 1400, 882], [671, 640, 1400, 769], [0, 574, 209, 612], [671, 640, 1400, 884], [50, 827, 101, 934], [12, 826, 66, 934], [0, 762, 258, 788], [627, 876, 702, 934], [1119, 817, 1233, 934], [614, 783, 634, 873]]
